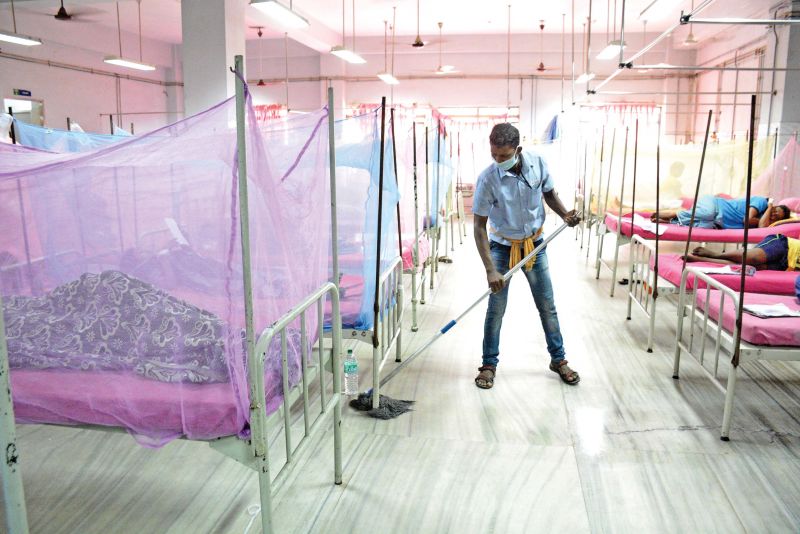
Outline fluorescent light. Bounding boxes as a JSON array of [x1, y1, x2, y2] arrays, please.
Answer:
[[596, 40, 626, 60], [377, 72, 399, 85], [576, 72, 595, 83], [331, 46, 366, 64], [436, 65, 456, 74], [0, 31, 42, 46], [250, 0, 309, 29], [104, 56, 156, 71]]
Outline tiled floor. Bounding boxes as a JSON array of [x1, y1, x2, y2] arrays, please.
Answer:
[[3, 220, 800, 533]]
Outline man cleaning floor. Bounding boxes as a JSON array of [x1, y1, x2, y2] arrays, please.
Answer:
[[472, 123, 581, 389]]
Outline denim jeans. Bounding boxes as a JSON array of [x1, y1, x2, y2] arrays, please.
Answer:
[[482, 239, 566, 367]]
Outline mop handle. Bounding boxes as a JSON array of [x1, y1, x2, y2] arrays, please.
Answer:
[[376, 222, 570, 389]]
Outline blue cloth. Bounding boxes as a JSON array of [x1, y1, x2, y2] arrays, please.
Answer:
[[14, 119, 127, 153], [482, 240, 565, 367], [756, 234, 789, 271], [674, 195, 720, 228], [675, 195, 769, 229], [795, 274, 799, 302], [716, 196, 768, 229], [472, 150, 554, 245]]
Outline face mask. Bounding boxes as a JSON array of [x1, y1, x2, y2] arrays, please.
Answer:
[[496, 152, 518, 172]]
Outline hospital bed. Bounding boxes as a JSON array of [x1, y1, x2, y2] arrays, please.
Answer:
[[672, 268, 800, 440]]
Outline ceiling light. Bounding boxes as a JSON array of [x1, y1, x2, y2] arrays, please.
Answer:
[[331, 45, 366, 64], [683, 31, 698, 45], [377, 72, 399, 85], [436, 65, 456, 75], [103, 56, 156, 71], [576, 72, 596, 83], [0, 30, 41, 46], [250, 0, 309, 29], [596, 40, 626, 60]]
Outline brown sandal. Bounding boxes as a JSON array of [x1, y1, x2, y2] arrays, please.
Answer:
[[550, 360, 580, 385], [475, 365, 496, 389]]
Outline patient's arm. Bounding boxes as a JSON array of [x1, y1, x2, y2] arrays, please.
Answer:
[[757, 204, 773, 228]]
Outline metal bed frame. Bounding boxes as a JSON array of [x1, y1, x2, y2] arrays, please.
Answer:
[[672, 268, 800, 441], [1, 57, 344, 534], [336, 256, 405, 410], [625, 234, 682, 352]]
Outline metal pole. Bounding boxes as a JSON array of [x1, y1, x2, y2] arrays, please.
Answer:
[[571, 0, 575, 104], [411, 121, 421, 329], [373, 97, 388, 351], [649, 112, 661, 353], [619, 0, 626, 66], [390, 108, 403, 261], [681, 110, 714, 272], [626, 119, 639, 321], [326, 88, 343, 485], [66, 117, 72, 130], [233, 55, 273, 534], [731, 95, 757, 375], [609, 126, 629, 296], [0, 294, 29, 534]]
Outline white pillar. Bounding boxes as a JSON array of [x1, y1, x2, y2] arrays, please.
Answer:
[[181, 0, 246, 116]]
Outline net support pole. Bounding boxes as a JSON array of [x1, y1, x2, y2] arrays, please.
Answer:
[[326, 86, 343, 484], [609, 126, 629, 297], [725, 94, 758, 440], [390, 108, 403, 263], [372, 97, 388, 410], [233, 55, 274, 534], [0, 294, 29, 534], [648, 113, 662, 353], [411, 122, 421, 329], [595, 128, 616, 279], [681, 110, 714, 272], [626, 119, 639, 320]]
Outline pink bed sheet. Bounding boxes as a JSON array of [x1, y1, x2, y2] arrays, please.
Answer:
[[401, 236, 430, 270], [11, 369, 246, 443], [327, 274, 365, 328], [695, 291, 800, 347], [604, 212, 800, 243], [654, 254, 799, 294]]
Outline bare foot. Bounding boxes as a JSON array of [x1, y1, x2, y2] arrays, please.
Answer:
[[692, 246, 715, 258]]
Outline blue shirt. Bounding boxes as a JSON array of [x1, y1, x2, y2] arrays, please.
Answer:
[[715, 196, 768, 229], [472, 150, 554, 245]]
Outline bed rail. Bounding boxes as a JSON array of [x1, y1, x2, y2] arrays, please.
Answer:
[[672, 268, 800, 440], [626, 234, 680, 352], [247, 281, 343, 533]]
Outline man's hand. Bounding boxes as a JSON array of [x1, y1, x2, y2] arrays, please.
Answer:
[[487, 269, 505, 293], [563, 209, 581, 227]]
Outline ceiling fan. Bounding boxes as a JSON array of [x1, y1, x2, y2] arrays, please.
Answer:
[[535, 20, 558, 72], [51, 0, 103, 22]]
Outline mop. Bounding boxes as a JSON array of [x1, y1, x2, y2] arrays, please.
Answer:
[[350, 221, 571, 419]]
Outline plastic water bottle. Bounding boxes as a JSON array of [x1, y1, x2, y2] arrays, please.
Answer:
[[344, 349, 358, 395]]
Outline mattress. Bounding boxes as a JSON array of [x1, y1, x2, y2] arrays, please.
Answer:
[[694, 291, 800, 347], [654, 254, 799, 295], [603, 212, 800, 243], [11, 370, 245, 445]]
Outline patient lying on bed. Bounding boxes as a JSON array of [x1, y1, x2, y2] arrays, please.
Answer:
[[686, 234, 800, 271], [652, 195, 791, 229]]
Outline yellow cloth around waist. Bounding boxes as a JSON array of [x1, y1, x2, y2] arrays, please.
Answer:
[[787, 236, 800, 271], [498, 227, 544, 272]]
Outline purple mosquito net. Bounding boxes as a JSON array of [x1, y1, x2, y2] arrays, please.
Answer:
[[0, 93, 331, 446]]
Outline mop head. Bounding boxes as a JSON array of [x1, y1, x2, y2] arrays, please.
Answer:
[[349, 392, 415, 419]]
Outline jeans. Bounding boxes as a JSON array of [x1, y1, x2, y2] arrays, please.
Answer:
[[482, 239, 566, 367]]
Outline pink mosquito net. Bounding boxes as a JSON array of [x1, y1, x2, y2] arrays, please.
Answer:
[[0, 94, 331, 446]]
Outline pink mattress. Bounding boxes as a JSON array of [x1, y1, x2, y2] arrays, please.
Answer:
[[654, 254, 799, 294], [401, 236, 430, 270], [695, 291, 800, 347], [328, 274, 365, 327], [11, 370, 246, 445], [604, 212, 800, 243]]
